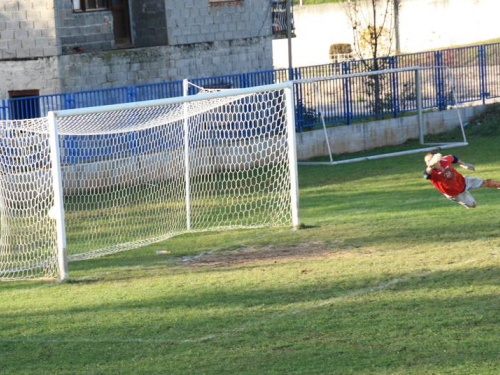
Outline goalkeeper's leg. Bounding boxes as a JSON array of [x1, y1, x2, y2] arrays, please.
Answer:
[[482, 179, 500, 188], [448, 191, 477, 209]]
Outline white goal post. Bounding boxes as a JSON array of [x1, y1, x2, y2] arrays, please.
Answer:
[[0, 81, 300, 281], [295, 66, 468, 166]]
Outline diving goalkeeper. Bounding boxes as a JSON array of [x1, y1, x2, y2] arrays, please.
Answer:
[[423, 152, 500, 208]]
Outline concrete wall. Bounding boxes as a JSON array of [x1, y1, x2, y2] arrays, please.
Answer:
[[0, 0, 59, 59], [131, 0, 169, 47], [0, 56, 61, 96], [165, 0, 270, 45], [0, 0, 274, 100], [296, 106, 484, 160], [0, 36, 272, 98], [57, 0, 171, 54], [57, 2, 114, 55], [56, 37, 272, 92]]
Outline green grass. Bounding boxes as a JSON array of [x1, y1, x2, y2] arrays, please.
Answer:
[[2, 124, 500, 373], [62, 163, 291, 256]]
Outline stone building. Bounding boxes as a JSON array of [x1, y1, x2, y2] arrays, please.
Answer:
[[0, 0, 286, 117]]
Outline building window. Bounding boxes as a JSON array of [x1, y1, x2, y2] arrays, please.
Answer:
[[208, 0, 243, 5], [272, 0, 295, 36], [73, 0, 110, 12]]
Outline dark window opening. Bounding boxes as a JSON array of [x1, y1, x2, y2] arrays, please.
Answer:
[[111, 0, 132, 46], [72, 0, 131, 46], [272, 0, 295, 37], [72, 0, 110, 12], [209, 0, 243, 5], [9, 90, 41, 120]]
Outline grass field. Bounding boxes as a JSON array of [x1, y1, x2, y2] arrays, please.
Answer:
[[2, 115, 500, 374]]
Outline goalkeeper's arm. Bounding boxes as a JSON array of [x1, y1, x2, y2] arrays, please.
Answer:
[[447, 155, 475, 171], [457, 159, 475, 171]]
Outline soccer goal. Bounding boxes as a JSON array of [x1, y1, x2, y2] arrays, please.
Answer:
[[0, 81, 300, 281], [296, 66, 468, 166]]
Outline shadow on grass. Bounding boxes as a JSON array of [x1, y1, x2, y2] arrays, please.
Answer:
[[1, 265, 500, 373], [0, 280, 60, 292], [2, 264, 499, 322], [63, 186, 500, 275]]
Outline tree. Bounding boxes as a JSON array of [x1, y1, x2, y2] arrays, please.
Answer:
[[344, 0, 401, 116], [345, 0, 399, 65]]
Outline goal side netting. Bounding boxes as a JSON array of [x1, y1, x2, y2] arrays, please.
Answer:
[[296, 66, 468, 166], [0, 82, 300, 281]]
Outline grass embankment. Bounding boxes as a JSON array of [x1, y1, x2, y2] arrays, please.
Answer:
[[1, 108, 500, 374]]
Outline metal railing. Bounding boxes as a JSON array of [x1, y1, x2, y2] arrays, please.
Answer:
[[2, 43, 500, 131], [272, 0, 295, 36]]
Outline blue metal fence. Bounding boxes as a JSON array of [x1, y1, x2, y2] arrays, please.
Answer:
[[0, 100, 8, 120], [2, 43, 500, 131]]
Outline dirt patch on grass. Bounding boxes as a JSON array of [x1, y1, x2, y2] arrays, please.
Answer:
[[178, 242, 367, 268]]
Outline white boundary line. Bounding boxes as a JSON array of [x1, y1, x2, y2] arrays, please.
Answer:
[[0, 252, 495, 345]]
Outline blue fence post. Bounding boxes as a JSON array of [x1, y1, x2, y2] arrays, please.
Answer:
[[293, 68, 305, 132], [63, 93, 76, 110], [127, 86, 138, 103], [478, 45, 488, 105], [434, 51, 446, 110], [187, 82, 197, 96], [0, 99, 7, 120], [241, 73, 249, 88], [389, 56, 399, 118], [288, 66, 294, 82], [342, 62, 352, 125]]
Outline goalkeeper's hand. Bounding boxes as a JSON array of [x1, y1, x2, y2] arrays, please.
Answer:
[[460, 162, 475, 171], [426, 153, 442, 169]]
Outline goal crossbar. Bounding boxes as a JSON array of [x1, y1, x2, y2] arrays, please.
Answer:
[[53, 81, 294, 118]]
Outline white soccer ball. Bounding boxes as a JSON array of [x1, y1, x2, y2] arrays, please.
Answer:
[[427, 153, 442, 168], [48, 206, 57, 220]]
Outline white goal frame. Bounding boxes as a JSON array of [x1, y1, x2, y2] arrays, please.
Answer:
[[0, 81, 300, 281], [295, 66, 468, 166]]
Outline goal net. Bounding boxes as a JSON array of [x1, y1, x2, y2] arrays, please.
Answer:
[[296, 66, 468, 165], [0, 82, 300, 281]]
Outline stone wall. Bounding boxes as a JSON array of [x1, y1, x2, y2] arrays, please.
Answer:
[[0, 36, 272, 98], [55, 37, 272, 93], [0, 0, 59, 59], [57, 3, 114, 55], [130, 0, 169, 47], [165, 0, 271, 45], [0, 57, 60, 96], [0, 0, 274, 100]]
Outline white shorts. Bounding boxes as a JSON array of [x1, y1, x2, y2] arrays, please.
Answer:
[[445, 176, 484, 208]]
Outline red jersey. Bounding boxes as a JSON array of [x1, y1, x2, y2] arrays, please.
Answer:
[[424, 155, 466, 197]]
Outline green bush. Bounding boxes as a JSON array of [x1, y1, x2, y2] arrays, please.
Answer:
[[466, 103, 500, 137]]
